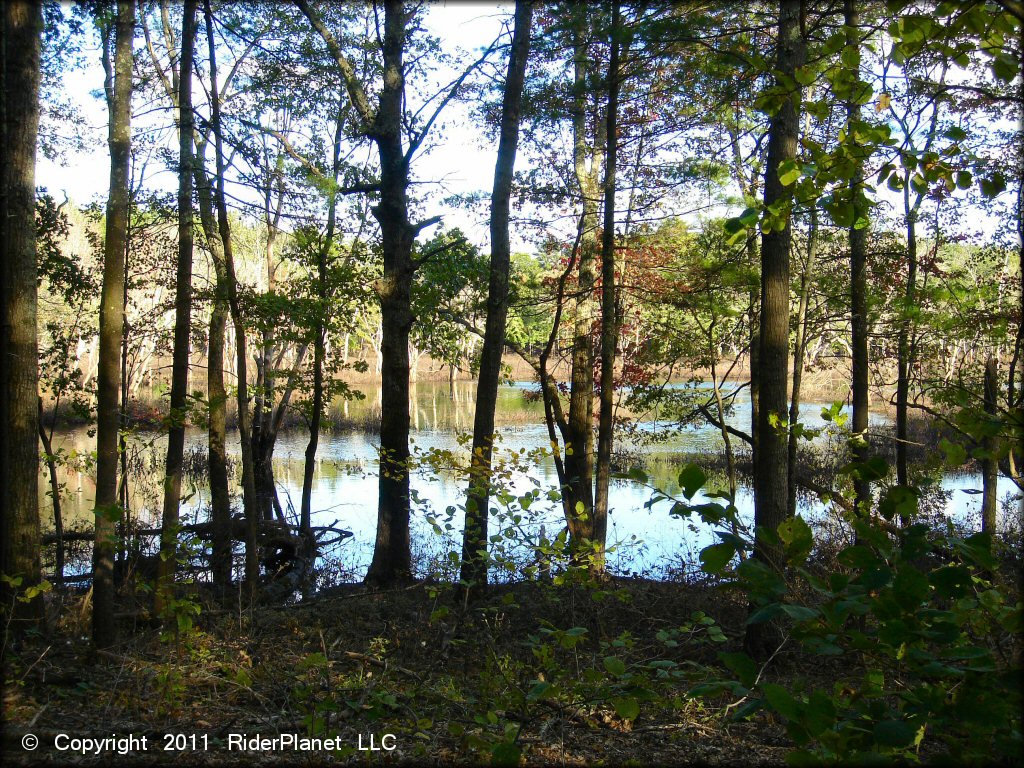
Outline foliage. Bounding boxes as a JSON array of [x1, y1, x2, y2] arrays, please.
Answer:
[[667, 444, 1023, 764]]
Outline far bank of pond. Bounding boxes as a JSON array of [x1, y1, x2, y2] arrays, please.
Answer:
[[40, 381, 1021, 583]]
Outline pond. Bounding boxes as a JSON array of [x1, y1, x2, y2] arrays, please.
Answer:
[[41, 381, 1020, 583]]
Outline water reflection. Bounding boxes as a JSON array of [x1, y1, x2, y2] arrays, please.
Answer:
[[40, 381, 1020, 581]]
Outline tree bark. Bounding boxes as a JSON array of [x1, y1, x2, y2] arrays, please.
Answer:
[[195, 138, 232, 594], [93, 0, 134, 649], [38, 401, 64, 587], [365, 0, 416, 586], [140, 10, 231, 594], [896, 207, 917, 487], [300, 95, 346, 593], [156, 0, 197, 616], [846, 0, 871, 518], [594, 0, 625, 573], [788, 208, 818, 517], [204, 0, 259, 589], [564, 7, 602, 553], [747, 0, 804, 659], [982, 355, 998, 535], [461, 0, 532, 591], [0, 0, 43, 628]]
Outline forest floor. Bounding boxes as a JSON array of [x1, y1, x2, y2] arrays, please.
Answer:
[[2, 577, 812, 766]]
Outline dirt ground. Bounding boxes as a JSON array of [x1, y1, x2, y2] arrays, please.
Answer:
[[3, 578, 803, 767]]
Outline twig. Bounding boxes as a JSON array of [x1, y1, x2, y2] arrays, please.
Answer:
[[341, 650, 420, 680]]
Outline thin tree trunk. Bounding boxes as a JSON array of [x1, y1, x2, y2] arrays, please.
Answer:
[[204, 0, 259, 589], [38, 400, 63, 587], [747, 0, 804, 660], [195, 141, 232, 594], [0, 0, 43, 627], [896, 206, 917, 486], [364, 0, 416, 586], [253, 152, 287, 524], [982, 355, 998, 535], [788, 209, 818, 517], [846, 0, 871, 518], [93, 0, 134, 649], [156, 0, 196, 615], [594, 0, 625, 573], [300, 100, 346, 594], [461, 0, 532, 591], [565, 8, 601, 553]]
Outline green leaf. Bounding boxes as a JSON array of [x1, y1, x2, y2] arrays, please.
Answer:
[[762, 683, 802, 720], [794, 65, 816, 86], [879, 485, 918, 521], [873, 719, 915, 748], [678, 463, 707, 500], [491, 742, 521, 767], [979, 172, 1007, 198], [526, 681, 553, 701], [778, 159, 801, 186], [777, 516, 813, 564], [700, 542, 736, 574], [956, 531, 997, 570], [943, 126, 967, 142], [939, 438, 968, 468], [738, 206, 759, 226], [603, 656, 627, 677], [719, 651, 758, 688], [612, 696, 640, 721], [840, 45, 860, 69], [746, 602, 784, 625], [929, 565, 972, 598], [780, 604, 818, 622], [992, 53, 1018, 82]]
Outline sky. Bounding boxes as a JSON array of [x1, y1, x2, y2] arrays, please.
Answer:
[[36, 1, 519, 249], [35, 2, 1016, 254]]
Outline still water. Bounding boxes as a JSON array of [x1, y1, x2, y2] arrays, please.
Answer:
[[42, 381, 1019, 581]]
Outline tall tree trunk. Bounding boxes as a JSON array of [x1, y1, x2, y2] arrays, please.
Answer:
[[93, 0, 134, 649], [300, 98, 347, 589], [594, 0, 625, 573], [156, 0, 197, 616], [846, 0, 871, 518], [38, 401, 64, 588], [982, 355, 998, 535], [252, 153, 287, 524], [461, 0, 532, 591], [564, 8, 602, 553], [746, 0, 804, 660], [204, 0, 259, 588], [895, 206, 917, 487], [195, 140, 232, 594], [140, 13, 231, 593], [788, 209, 818, 517], [365, 0, 416, 586], [0, 0, 43, 629]]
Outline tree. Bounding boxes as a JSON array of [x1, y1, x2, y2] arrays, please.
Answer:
[[156, 0, 197, 615], [203, 0, 259, 589], [593, 0, 626, 570], [0, 0, 44, 627], [93, 0, 134, 649], [297, 0, 487, 585], [747, 0, 805, 659], [140, 0, 239, 595], [461, 0, 533, 592], [845, 0, 871, 517]]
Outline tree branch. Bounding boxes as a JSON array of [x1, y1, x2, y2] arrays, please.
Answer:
[[295, 0, 376, 130]]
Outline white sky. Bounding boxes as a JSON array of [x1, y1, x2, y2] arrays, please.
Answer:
[[36, 2, 1017, 253], [37, 1, 518, 248]]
